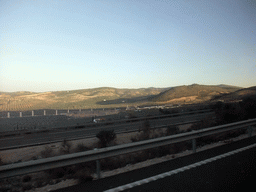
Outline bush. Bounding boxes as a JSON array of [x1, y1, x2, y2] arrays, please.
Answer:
[[22, 183, 32, 191], [96, 130, 116, 148], [189, 116, 216, 131], [131, 121, 165, 142], [22, 175, 31, 183], [166, 125, 180, 136], [130, 135, 139, 142], [46, 165, 77, 180], [0, 158, 3, 166], [75, 143, 90, 152], [213, 96, 256, 124], [46, 167, 66, 179], [41, 146, 53, 158], [60, 139, 72, 154], [74, 168, 93, 183], [139, 120, 151, 140], [241, 96, 256, 119]]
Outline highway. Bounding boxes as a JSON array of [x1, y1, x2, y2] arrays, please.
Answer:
[[54, 136, 256, 192], [0, 112, 214, 150]]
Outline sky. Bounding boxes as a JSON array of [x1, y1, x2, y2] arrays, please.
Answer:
[[0, 0, 256, 92]]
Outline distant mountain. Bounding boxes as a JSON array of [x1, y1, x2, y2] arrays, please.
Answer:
[[1, 85, 249, 111], [0, 87, 166, 111], [211, 86, 256, 101], [150, 84, 241, 103]]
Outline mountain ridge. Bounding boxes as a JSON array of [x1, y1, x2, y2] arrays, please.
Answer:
[[0, 84, 247, 111], [150, 84, 241, 102]]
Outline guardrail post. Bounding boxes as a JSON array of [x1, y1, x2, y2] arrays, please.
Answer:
[[56, 110, 58, 115], [94, 148, 101, 179], [192, 139, 196, 153], [32, 110, 34, 116], [20, 112, 22, 117], [247, 126, 253, 137], [44, 110, 46, 116], [96, 160, 101, 179], [7, 112, 10, 118]]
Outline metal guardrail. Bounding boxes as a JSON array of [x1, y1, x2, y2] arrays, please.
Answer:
[[0, 118, 255, 179]]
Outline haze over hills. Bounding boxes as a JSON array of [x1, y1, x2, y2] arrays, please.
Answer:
[[0, 84, 251, 111]]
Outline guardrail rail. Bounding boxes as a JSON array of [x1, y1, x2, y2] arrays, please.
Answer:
[[0, 117, 255, 179]]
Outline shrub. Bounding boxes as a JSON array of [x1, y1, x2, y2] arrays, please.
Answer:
[[46, 165, 78, 180], [131, 121, 165, 142], [96, 130, 116, 148], [46, 168, 66, 179], [241, 96, 256, 119], [166, 125, 180, 136], [190, 116, 216, 131], [74, 168, 93, 183], [130, 135, 138, 142], [60, 139, 72, 154], [213, 97, 256, 124], [22, 175, 31, 183], [75, 143, 90, 152], [22, 183, 32, 191], [139, 120, 151, 140], [41, 146, 53, 158], [0, 158, 3, 166]]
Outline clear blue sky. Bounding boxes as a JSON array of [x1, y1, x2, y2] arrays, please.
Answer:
[[1, 0, 256, 92]]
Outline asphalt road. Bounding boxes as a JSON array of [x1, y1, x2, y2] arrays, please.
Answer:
[[53, 136, 256, 192], [0, 112, 213, 150]]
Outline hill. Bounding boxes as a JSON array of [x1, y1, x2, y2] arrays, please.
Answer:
[[0, 84, 249, 111], [210, 86, 256, 102], [0, 87, 166, 111], [150, 84, 241, 103]]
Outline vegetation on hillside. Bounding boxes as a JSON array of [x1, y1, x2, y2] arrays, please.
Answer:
[[151, 84, 241, 102], [2, 84, 254, 111], [211, 86, 256, 102], [212, 95, 256, 124], [0, 87, 165, 111]]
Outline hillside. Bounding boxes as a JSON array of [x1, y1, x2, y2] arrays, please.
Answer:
[[150, 84, 241, 103], [210, 86, 256, 101], [0, 84, 248, 111], [0, 87, 166, 111]]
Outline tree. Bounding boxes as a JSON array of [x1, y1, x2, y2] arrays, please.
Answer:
[[140, 120, 151, 140], [96, 130, 116, 148]]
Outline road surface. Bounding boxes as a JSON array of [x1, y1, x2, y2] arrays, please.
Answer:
[[53, 136, 256, 192], [0, 112, 213, 150]]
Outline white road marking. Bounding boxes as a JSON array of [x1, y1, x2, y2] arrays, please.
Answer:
[[104, 143, 256, 192]]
